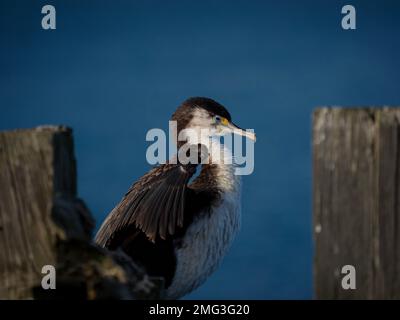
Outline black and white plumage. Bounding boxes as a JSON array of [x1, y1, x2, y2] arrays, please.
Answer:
[[95, 97, 256, 299]]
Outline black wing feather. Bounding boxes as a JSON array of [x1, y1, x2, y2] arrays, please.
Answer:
[[95, 163, 198, 247]]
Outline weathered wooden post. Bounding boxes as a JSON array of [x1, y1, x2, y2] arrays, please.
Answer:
[[0, 126, 162, 299], [313, 108, 400, 299]]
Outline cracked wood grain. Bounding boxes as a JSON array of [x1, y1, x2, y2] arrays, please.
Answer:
[[313, 108, 400, 299], [0, 126, 163, 299]]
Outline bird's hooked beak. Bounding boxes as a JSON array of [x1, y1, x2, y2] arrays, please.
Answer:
[[225, 121, 256, 142]]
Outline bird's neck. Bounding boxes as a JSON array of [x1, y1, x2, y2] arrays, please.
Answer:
[[196, 139, 241, 194], [178, 129, 241, 193]]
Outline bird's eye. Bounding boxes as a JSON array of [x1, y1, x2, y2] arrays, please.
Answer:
[[215, 116, 221, 123]]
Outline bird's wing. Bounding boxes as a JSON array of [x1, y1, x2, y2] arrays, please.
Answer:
[[95, 163, 199, 247]]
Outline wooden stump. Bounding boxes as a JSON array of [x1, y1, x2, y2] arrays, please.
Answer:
[[0, 126, 163, 299], [313, 108, 400, 299]]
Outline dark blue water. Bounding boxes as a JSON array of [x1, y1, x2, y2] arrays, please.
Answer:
[[1, 0, 400, 299]]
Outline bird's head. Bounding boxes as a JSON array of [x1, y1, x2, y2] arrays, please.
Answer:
[[171, 97, 256, 145]]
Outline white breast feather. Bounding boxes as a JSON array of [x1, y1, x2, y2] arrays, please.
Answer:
[[166, 159, 241, 299]]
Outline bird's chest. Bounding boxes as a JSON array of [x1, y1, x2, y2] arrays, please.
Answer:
[[166, 189, 241, 299]]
